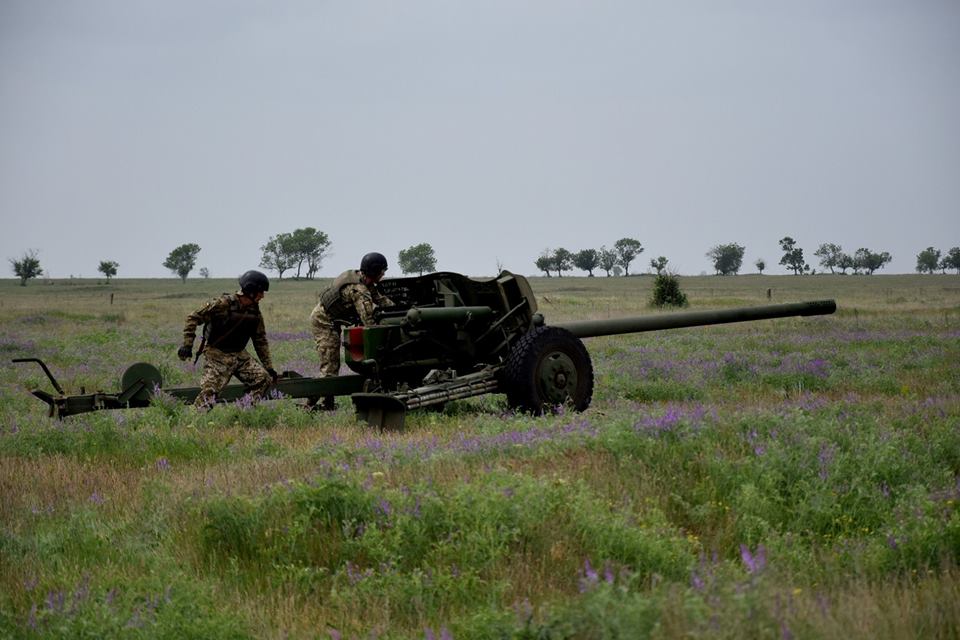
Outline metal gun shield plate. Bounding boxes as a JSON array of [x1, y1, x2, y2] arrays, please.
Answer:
[[120, 362, 164, 403]]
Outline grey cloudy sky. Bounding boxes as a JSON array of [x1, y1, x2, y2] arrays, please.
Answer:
[[1, 1, 958, 279]]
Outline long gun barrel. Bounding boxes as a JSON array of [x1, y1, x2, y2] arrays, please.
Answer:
[[554, 300, 836, 339]]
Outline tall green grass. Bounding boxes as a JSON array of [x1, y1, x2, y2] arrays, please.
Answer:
[[1, 274, 958, 638]]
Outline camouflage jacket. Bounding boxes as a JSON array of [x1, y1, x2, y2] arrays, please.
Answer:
[[318, 270, 394, 326], [182, 293, 273, 368]]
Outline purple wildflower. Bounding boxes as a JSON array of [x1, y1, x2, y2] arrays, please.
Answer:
[[424, 628, 436, 640], [740, 543, 766, 574], [817, 445, 834, 481], [155, 457, 170, 472], [691, 571, 705, 591], [89, 491, 105, 505], [441, 627, 453, 640], [328, 630, 342, 640], [578, 559, 600, 592], [27, 603, 37, 629], [604, 562, 615, 584]]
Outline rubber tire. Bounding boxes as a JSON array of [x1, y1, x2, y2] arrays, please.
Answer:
[[503, 326, 594, 415]]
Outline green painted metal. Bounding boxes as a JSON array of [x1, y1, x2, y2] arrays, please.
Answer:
[[556, 300, 837, 339]]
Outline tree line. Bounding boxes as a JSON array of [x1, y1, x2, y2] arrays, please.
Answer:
[[531, 237, 924, 277], [8, 235, 960, 286]]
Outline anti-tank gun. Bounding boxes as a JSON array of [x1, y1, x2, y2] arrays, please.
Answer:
[[14, 271, 836, 429]]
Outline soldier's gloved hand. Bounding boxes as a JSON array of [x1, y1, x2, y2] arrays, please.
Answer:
[[266, 367, 278, 383], [177, 345, 192, 361]]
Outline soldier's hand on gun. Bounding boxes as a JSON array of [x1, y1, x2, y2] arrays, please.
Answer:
[[266, 367, 279, 383], [177, 345, 192, 361]]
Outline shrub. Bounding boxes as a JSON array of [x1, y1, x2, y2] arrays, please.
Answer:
[[650, 273, 688, 308]]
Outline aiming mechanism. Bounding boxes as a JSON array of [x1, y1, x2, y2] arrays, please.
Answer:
[[14, 271, 836, 429]]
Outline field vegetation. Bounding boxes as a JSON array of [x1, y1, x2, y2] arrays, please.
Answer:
[[1, 273, 958, 639]]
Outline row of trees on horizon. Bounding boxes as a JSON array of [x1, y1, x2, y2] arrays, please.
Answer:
[[7, 234, 960, 286], [535, 238, 960, 278]]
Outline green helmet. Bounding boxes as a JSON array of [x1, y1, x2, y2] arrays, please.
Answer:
[[360, 252, 388, 277], [239, 270, 270, 295]]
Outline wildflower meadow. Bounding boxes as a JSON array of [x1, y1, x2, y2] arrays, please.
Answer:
[[1, 273, 958, 639]]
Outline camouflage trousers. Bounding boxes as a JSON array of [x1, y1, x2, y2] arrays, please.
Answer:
[[309, 305, 343, 378], [195, 346, 272, 409], [309, 305, 342, 408]]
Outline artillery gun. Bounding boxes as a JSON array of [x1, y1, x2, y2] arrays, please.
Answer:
[[14, 271, 836, 429]]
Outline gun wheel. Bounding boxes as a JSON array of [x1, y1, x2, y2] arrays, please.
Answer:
[[503, 326, 593, 415]]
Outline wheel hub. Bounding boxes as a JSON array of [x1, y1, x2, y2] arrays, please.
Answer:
[[538, 352, 578, 404]]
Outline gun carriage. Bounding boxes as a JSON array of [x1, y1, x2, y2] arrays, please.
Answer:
[[15, 271, 836, 429]]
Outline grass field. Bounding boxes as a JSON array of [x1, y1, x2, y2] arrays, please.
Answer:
[[1, 273, 958, 639]]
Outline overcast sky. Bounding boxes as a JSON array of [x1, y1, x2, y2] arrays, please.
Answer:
[[1, 1, 958, 279]]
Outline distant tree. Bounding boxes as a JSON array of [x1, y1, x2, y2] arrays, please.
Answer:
[[495, 258, 505, 274], [535, 250, 555, 277], [915, 246, 941, 274], [649, 256, 669, 275], [650, 272, 688, 308], [553, 248, 573, 277], [288, 227, 331, 279], [614, 237, 643, 276], [854, 248, 892, 275], [260, 233, 295, 279], [778, 237, 807, 275], [10, 249, 43, 286], [199, 267, 210, 279], [398, 243, 437, 275], [163, 243, 201, 283], [573, 249, 600, 276], [598, 246, 618, 277], [814, 243, 844, 274], [612, 265, 623, 277], [836, 252, 854, 275], [755, 258, 766, 275], [706, 243, 745, 275], [941, 247, 960, 274], [97, 260, 119, 281]]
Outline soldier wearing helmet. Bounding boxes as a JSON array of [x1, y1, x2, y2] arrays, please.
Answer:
[[178, 270, 278, 409], [308, 253, 394, 410]]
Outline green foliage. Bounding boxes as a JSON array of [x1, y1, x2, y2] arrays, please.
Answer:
[[573, 249, 600, 276], [854, 247, 892, 275], [535, 249, 556, 277], [598, 246, 618, 276], [397, 242, 437, 275], [941, 246, 960, 274], [552, 247, 573, 277], [778, 236, 807, 275], [649, 256, 668, 275], [916, 246, 941, 274], [162, 244, 201, 283], [814, 242, 844, 274], [259, 228, 330, 279], [613, 238, 643, 275], [706, 243, 745, 275], [650, 273, 688, 308], [10, 249, 43, 286], [97, 260, 119, 281]]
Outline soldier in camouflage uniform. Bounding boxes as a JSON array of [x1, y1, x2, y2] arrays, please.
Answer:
[[178, 270, 278, 409], [308, 252, 394, 410]]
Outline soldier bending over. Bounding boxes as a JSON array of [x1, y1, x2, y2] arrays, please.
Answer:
[[178, 270, 277, 409], [308, 252, 394, 410]]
